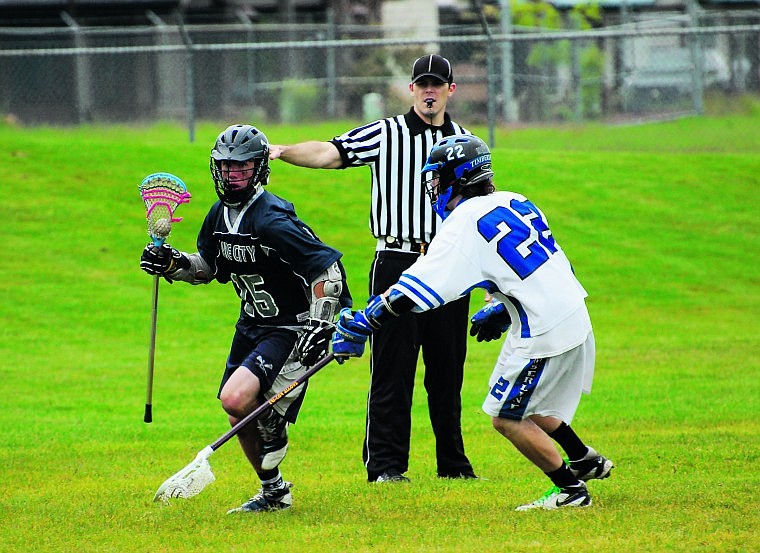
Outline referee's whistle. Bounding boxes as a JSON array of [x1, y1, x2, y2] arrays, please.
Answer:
[[426, 99, 433, 108]]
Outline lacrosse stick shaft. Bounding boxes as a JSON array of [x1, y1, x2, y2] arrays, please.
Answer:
[[211, 353, 336, 451], [144, 275, 160, 423]]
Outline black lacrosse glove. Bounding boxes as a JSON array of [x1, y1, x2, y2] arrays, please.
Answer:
[[140, 243, 188, 282], [470, 300, 511, 342], [296, 318, 335, 366]]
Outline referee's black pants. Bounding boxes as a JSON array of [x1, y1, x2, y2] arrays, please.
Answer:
[[364, 250, 474, 481]]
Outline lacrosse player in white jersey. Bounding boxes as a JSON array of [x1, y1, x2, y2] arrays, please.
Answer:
[[331, 134, 614, 511]]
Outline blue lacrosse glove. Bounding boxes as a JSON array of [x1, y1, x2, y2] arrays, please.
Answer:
[[331, 307, 375, 363], [470, 300, 510, 342]]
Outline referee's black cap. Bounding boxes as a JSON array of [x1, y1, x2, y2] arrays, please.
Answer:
[[411, 54, 453, 85]]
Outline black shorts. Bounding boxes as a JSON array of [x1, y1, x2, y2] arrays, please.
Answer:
[[219, 326, 298, 396]]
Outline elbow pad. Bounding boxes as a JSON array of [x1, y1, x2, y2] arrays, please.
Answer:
[[309, 262, 343, 322]]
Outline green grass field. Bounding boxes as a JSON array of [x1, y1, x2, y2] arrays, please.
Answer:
[[1, 103, 758, 552]]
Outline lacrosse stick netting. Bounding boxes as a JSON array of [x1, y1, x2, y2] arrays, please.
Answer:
[[139, 172, 191, 245], [154, 446, 216, 503]]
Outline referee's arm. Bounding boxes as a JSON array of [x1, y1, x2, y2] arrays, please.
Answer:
[[269, 141, 343, 169]]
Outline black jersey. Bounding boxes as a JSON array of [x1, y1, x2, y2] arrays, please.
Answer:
[[197, 189, 343, 329]]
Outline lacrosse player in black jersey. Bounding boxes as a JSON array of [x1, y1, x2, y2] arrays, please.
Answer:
[[140, 124, 351, 513]]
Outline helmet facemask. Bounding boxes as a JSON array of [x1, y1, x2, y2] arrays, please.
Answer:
[[210, 157, 268, 208], [210, 124, 271, 208], [425, 170, 455, 220]]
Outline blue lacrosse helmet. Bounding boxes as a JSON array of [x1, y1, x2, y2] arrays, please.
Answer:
[[422, 135, 493, 220]]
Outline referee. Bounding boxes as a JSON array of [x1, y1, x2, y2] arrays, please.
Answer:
[[269, 54, 476, 483]]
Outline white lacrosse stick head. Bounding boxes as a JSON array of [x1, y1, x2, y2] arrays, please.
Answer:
[[153, 446, 216, 503], [139, 173, 191, 247]]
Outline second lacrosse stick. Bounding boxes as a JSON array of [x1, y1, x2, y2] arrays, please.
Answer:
[[153, 353, 336, 503]]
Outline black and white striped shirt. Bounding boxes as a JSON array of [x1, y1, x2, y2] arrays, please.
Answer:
[[330, 108, 469, 244]]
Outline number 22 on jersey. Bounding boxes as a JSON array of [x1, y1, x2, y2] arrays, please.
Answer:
[[477, 198, 558, 280]]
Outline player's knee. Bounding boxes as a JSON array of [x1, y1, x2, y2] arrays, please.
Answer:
[[492, 416, 518, 438], [219, 391, 240, 418], [220, 387, 253, 419], [220, 365, 262, 417]]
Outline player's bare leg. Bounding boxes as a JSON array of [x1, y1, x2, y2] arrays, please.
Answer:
[[492, 416, 563, 472], [220, 367, 265, 467], [492, 416, 591, 511], [220, 368, 292, 513]]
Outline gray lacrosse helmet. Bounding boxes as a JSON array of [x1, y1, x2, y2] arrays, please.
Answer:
[[210, 124, 271, 208]]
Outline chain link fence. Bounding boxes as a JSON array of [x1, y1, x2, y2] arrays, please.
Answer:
[[1, 8, 758, 135]]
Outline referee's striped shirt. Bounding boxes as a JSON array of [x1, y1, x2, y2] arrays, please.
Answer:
[[330, 107, 469, 244]]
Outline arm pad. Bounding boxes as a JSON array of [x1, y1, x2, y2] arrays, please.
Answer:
[[166, 252, 213, 284], [363, 288, 416, 328], [309, 261, 343, 322]]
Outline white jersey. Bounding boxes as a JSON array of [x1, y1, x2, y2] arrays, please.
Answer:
[[391, 191, 592, 358]]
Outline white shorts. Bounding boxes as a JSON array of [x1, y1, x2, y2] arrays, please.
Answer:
[[482, 332, 595, 423]]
